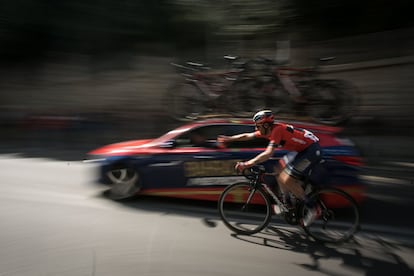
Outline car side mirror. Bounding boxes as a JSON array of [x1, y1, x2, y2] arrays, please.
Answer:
[[159, 140, 177, 148]]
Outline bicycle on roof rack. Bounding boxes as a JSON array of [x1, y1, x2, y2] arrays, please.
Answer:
[[164, 55, 359, 125], [229, 56, 360, 125], [218, 164, 361, 244], [163, 55, 248, 121]]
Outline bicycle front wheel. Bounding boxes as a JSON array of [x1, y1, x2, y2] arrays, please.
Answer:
[[164, 81, 206, 121], [218, 182, 272, 235], [300, 187, 360, 243]]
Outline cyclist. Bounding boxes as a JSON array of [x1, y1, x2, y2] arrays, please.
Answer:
[[218, 110, 322, 226]]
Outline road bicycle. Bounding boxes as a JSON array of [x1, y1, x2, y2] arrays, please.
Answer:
[[218, 164, 360, 243], [230, 56, 360, 125], [164, 56, 245, 121]]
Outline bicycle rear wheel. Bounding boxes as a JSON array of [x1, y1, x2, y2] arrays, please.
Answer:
[[303, 79, 359, 125], [300, 187, 360, 243], [218, 182, 272, 235]]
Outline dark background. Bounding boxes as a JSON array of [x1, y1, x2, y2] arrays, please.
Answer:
[[0, 0, 413, 166], [1, 0, 413, 62]]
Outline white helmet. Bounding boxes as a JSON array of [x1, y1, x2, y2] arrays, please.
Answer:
[[252, 110, 274, 124]]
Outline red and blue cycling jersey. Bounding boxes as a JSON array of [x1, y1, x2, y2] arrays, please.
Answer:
[[255, 123, 319, 152]]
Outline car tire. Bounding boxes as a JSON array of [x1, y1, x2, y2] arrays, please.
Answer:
[[105, 164, 141, 200]]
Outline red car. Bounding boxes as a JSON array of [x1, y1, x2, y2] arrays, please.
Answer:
[[87, 118, 366, 206]]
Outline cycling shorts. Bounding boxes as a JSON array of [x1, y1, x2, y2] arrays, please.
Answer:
[[279, 142, 322, 180]]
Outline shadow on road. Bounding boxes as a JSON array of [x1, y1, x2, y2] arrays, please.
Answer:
[[232, 226, 414, 276], [107, 193, 414, 275]]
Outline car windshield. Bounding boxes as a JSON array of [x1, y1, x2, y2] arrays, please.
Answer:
[[151, 125, 196, 144]]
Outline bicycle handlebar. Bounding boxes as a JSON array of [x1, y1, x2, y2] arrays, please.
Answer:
[[170, 62, 210, 74], [242, 165, 266, 181], [241, 165, 278, 181]]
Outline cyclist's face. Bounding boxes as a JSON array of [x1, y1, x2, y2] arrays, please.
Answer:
[[255, 123, 266, 134]]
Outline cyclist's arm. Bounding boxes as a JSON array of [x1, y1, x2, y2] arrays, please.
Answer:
[[219, 132, 255, 143], [244, 141, 275, 167]]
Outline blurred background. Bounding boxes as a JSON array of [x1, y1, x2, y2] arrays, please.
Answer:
[[0, 0, 413, 164]]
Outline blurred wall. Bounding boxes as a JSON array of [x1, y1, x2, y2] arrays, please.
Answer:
[[1, 28, 413, 125], [0, 27, 413, 160]]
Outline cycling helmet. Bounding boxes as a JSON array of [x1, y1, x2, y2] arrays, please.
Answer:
[[252, 110, 274, 124]]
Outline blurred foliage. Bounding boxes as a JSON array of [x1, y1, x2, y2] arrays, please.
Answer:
[[0, 0, 412, 63]]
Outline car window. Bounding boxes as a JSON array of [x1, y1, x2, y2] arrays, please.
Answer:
[[219, 124, 268, 149], [193, 124, 254, 140], [175, 136, 192, 147], [175, 126, 222, 148], [198, 124, 269, 149], [174, 124, 269, 149], [222, 125, 255, 136]]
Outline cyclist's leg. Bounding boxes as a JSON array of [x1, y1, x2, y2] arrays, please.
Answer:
[[278, 169, 306, 201], [277, 143, 322, 201], [276, 152, 298, 197], [283, 143, 323, 226]]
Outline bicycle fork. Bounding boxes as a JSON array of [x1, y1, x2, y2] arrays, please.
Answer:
[[243, 187, 257, 212]]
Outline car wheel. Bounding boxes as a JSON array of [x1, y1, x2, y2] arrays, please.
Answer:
[[106, 164, 141, 200]]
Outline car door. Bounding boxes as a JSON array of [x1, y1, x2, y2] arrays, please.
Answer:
[[175, 125, 239, 187], [141, 125, 232, 189], [176, 124, 269, 187]]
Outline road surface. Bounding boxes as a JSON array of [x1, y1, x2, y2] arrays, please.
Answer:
[[0, 155, 413, 276]]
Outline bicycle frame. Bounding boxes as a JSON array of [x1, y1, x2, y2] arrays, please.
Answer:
[[248, 56, 335, 101], [191, 70, 240, 99], [248, 172, 290, 213], [172, 60, 243, 100]]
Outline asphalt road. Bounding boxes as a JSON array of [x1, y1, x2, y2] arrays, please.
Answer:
[[0, 155, 413, 276]]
